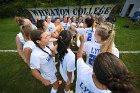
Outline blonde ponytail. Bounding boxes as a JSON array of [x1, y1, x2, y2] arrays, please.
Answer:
[[101, 30, 115, 54], [96, 22, 115, 54]]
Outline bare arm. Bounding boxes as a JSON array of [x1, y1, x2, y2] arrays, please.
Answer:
[[77, 35, 85, 59], [65, 71, 72, 90], [51, 43, 58, 57], [67, 71, 72, 84], [23, 48, 32, 66], [69, 24, 77, 32], [16, 36, 26, 61], [69, 20, 77, 32], [31, 69, 51, 86]]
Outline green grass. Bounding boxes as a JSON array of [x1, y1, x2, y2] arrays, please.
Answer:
[[115, 17, 140, 51], [0, 17, 140, 93], [0, 18, 19, 50]]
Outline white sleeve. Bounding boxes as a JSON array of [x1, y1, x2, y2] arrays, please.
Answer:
[[77, 28, 85, 35], [113, 47, 119, 58], [83, 42, 90, 53], [23, 41, 35, 50], [67, 56, 76, 72], [77, 58, 92, 76], [52, 23, 55, 30], [83, 42, 88, 52], [30, 54, 40, 69]]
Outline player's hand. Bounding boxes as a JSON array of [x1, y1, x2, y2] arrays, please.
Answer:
[[51, 31, 59, 38], [42, 79, 51, 86], [66, 79, 71, 85]]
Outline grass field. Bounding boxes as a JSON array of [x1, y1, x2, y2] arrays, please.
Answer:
[[0, 17, 140, 93]]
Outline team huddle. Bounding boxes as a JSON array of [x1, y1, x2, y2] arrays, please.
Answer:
[[15, 15, 133, 93]]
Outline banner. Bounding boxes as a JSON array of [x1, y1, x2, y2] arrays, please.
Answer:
[[27, 4, 116, 19]]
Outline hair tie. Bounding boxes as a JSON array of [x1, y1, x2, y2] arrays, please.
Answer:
[[108, 30, 112, 34], [59, 36, 63, 39]]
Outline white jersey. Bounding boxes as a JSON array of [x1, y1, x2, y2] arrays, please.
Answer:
[[46, 22, 55, 33], [59, 49, 75, 83], [77, 28, 96, 42], [17, 32, 26, 45], [76, 58, 111, 93], [45, 22, 56, 49], [23, 40, 36, 50], [30, 46, 57, 84], [72, 22, 78, 28], [83, 42, 119, 68], [71, 22, 78, 35], [61, 21, 70, 30], [31, 24, 37, 30], [78, 22, 84, 28], [83, 42, 101, 68]]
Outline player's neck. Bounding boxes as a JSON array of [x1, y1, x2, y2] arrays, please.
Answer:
[[47, 21, 51, 24], [38, 44, 45, 49]]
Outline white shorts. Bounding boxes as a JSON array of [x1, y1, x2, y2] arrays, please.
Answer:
[[42, 72, 57, 84]]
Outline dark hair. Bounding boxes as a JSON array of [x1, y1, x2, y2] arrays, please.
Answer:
[[63, 15, 69, 22], [57, 30, 71, 61], [30, 30, 43, 45], [96, 12, 100, 16], [36, 19, 45, 30], [71, 16, 76, 22], [45, 16, 48, 20], [85, 18, 94, 27], [30, 30, 52, 57], [18, 18, 25, 26], [93, 52, 134, 93], [55, 17, 60, 21], [63, 15, 67, 18], [78, 16, 83, 22]]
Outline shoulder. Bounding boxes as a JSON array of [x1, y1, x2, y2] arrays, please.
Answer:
[[83, 42, 93, 50], [31, 47, 41, 55], [61, 21, 64, 24], [66, 49, 75, 57], [77, 58, 92, 73], [112, 47, 119, 58], [44, 46, 52, 54], [23, 41, 36, 50], [51, 22, 55, 26]]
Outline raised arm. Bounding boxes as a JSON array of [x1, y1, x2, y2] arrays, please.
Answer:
[[69, 20, 77, 32], [23, 48, 32, 66], [77, 35, 85, 59]]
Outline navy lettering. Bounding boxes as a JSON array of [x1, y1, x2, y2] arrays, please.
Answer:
[[31, 10, 39, 16], [44, 9, 50, 15], [104, 7, 112, 14], [79, 82, 92, 93]]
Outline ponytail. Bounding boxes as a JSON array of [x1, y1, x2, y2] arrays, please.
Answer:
[[94, 52, 134, 93], [57, 30, 71, 62], [57, 38, 68, 61], [96, 22, 115, 54], [101, 29, 115, 54], [107, 76, 134, 93]]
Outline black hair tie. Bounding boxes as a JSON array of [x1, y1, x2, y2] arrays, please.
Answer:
[[108, 30, 112, 34]]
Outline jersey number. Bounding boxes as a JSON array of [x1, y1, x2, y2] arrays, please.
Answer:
[[89, 54, 96, 65], [87, 33, 92, 41]]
